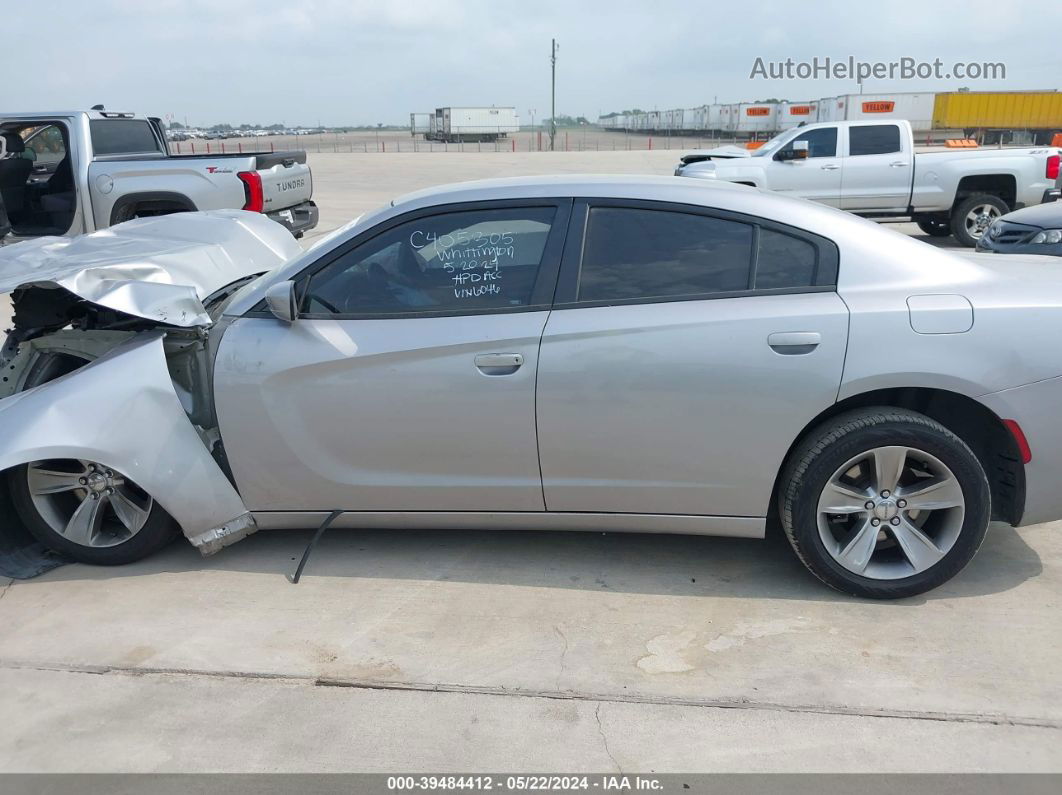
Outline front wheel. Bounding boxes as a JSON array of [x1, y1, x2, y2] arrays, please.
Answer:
[[779, 408, 990, 599], [950, 194, 1008, 247], [9, 459, 177, 565]]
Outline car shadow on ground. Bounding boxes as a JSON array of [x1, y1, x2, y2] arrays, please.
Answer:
[[21, 519, 1042, 606]]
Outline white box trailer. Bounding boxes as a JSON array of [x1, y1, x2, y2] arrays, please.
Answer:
[[646, 111, 663, 131], [410, 113, 431, 136], [720, 104, 741, 134], [429, 106, 519, 142], [706, 104, 725, 132], [734, 103, 778, 135], [689, 106, 708, 130], [778, 101, 818, 130], [833, 92, 936, 132], [816, 97, 840, 123]]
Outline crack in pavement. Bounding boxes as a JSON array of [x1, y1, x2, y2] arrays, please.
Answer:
[[0, 580, 13, 604], [2, 658, 1060, 731], [595, 703, 622, 773], [553, 625, 569, 692]]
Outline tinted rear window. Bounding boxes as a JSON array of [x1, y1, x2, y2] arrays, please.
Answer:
[[848, 125, 901, 156], [578, 207, 754, 302], [755, 229, 819, 289], [90, 119, 163, 155]]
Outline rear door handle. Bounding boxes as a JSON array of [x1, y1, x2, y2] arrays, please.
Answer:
[[475, 353, 523, 374], [768, 332, 821, 354], [820, 163, 840, 171], [890, 160, 909, 168]]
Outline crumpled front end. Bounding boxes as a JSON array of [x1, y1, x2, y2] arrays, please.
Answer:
[[0, 209, 301, 327], [0, 211, 299, 558], [0, 334, 255, 554]]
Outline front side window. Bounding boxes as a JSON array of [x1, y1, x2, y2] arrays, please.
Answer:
[[848, 125, 901, 156], [578, 207, 754, 302], [303, 207, 556, 315], [22, 124, 67, 166], [784, 127, 838, 159]]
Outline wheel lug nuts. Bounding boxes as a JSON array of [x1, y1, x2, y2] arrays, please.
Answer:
[[897, 499, 907, 508], [865, 501, 875, 510], [880, 490, 890, 498], [891, 517, 901, 526], [90, 493, 99, 500], [871, 518, 880, 526], [105, 487, 114, 495], [78, 478, 87, 485]]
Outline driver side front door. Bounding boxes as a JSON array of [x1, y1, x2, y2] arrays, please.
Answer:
[[213, 200, 571, 516]]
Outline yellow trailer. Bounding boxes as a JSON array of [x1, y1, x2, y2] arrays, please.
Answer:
[[933, 91, 1062, 131]]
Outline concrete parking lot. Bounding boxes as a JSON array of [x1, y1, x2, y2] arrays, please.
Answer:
[[1, 152, 1058, 773]]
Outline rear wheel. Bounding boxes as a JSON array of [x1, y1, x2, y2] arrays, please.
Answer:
[[10, 459, 176, 565], [779, 408, 990, 598], [950, 194, 1008, 247]]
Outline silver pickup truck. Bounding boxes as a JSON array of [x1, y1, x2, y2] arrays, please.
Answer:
[[675, 120, 1061, 246], [0, 109, 317, 244]]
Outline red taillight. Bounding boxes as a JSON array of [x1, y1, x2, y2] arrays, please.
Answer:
[[1003, 419, 1032, 464], [1047, 154, 1060, 181], [237, 171, 264, 213]]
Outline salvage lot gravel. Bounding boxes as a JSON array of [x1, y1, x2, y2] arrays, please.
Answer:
[[0, 151, 1058, 772]]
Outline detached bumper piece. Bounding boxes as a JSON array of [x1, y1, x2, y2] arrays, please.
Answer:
[[267, 200, 319, 237]]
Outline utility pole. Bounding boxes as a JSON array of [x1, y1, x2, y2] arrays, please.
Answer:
[[550, 38, 558, 151]]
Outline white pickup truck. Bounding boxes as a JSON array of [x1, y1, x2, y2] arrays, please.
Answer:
[[0, 109, 317, 245], [675, 120, 1061, 246]]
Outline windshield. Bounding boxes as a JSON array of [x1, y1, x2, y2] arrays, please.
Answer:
[[749, 129, 794, 157]]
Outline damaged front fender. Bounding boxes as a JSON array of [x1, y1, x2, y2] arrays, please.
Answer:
[[0, 333, 254, 554]]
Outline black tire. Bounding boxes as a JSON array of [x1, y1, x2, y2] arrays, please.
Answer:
[[778, 408, 990, 599], [8, 463, 178, 566], [950, 193, 1009, 247], [916, 219, 952, 237]]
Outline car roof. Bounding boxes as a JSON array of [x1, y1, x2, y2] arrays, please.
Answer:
[[391, 174, 749, 210], [387, 174, 872, 243]]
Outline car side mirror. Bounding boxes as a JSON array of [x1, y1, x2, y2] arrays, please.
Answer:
[[778, 141, 809, 161], [264, 280, 298, 323]]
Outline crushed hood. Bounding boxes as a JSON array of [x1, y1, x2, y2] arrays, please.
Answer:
[[680, 145, 752, 164], [0, 210, 301, 327]]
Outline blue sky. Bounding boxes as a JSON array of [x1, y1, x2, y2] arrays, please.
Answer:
[[7, 0, 1060, 126]]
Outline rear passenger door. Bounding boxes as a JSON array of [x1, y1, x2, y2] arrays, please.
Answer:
[[839, 124, 912, 212], [535, 200, 850, 519]]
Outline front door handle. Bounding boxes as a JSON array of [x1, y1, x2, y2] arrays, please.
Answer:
[[820, 163, 840, 171], [768, 332, 821, 354], [475, 353, 524, 374]]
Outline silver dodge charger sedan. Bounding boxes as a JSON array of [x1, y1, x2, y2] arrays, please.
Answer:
[[1, 177, 1060, 599]]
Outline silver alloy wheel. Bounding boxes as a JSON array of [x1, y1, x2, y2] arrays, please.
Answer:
[[964, 203, 1002, 240], [816, 446, 965, 580], [26, 460, 153, 548]]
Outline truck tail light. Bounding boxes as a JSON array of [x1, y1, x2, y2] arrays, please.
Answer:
[[1047, 154, 1060, 181], [237, 171, 264, 213], [1003, 419, 1032, 464]]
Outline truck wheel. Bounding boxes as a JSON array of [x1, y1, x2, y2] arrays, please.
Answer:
[[950, 194, 1008, 247], [916, 219, 952, 237], [778, 408, 990, 599], [9, 460, 178, 566]]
